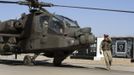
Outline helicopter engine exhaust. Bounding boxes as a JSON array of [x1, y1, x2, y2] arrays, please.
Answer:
[[0, 20, 24, 33]]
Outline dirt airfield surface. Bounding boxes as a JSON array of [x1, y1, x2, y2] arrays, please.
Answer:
[[0, 55, 134, 75]]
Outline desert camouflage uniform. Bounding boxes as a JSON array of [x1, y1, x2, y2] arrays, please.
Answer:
[[100, 38, 112, 70]]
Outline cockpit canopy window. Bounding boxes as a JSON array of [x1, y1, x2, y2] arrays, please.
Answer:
[[40, 16, 49, 29], [34, 15, 48, 32], [55, 15, 79, 28], [39, 15, 63, 34], [49, 17, 63, 34]]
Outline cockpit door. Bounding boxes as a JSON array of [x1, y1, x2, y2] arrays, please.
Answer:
[[39, 15, 50, 44]]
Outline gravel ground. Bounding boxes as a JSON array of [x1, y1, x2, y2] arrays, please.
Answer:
[[0, 55, 134, 75], [0, 54, 134, 67], [65, 57, 134, 67]]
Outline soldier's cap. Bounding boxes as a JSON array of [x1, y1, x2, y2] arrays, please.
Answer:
[[104, 34, 109, 37]]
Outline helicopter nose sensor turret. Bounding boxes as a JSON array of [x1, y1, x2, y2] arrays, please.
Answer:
[[74, 27, 95, 45]]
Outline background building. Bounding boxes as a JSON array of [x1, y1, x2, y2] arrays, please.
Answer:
[[71, 36, 134, 62]]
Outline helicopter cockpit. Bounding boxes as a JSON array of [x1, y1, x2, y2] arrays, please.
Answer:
[[35, 13, 80, 35], [50, 17, 63, 34], [55, 15, 79, 28], [37, 14, 64, 34]]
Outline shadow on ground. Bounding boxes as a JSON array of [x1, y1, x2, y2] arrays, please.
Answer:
[[0, 59, 133, 73], [94, 67, 108, 70], [0, 59, 88, 69]]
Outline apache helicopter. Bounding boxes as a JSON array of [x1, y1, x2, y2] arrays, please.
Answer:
[[0, 0, 134, 66], [0, 0, 96, 66]]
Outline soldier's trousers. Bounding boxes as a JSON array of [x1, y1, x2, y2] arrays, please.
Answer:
[[103, 50, 112, 69]]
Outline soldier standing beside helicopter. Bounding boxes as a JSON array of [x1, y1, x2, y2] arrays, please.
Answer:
[[100, 34, 112, 70]]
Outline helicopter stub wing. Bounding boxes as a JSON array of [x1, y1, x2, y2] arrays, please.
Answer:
[[0, 33, 20, 37]]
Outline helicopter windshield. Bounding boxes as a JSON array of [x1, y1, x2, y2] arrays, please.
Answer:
[[38, 15, 63, 34], [51, 17, 63, 33], [55, 15, 79, 28]]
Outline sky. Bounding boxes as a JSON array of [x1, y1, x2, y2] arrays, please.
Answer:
[[0, 0, 134, 37]]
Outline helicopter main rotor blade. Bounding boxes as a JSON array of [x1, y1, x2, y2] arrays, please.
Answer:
[[0, 0, 53, 7], [0, 0, 134, 14], [0, 1, 18, 4], [54, 5, 134, 14]]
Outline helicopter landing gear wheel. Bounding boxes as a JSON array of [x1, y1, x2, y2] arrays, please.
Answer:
[[23, 55, 33, 65], [23, 54, 39, 65], [53, 52, 67, 66], [53, 56, 63, 66]]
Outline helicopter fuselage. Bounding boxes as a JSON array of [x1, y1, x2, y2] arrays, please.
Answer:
[[0, 10, 95, 66]]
